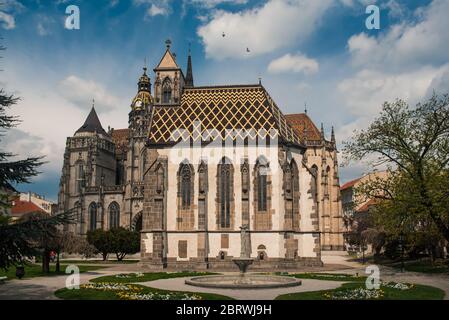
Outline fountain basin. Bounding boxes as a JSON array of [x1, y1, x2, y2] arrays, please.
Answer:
[[185, 274, 302, 289]]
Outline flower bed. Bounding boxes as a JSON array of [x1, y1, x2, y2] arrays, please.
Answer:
[[381, 281, 414, 290], [80, 282, 202, 300], [115, 273, 144, 279], [324, 287, 384, 300]]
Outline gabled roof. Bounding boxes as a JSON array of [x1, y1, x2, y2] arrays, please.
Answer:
[[155, 48, 179, 70], [11, 199, 46, 217], [76, 107, 108, 136], [148, 84, 302, 146], [285, 113, 321, 141], [340, 178, 361, 191]]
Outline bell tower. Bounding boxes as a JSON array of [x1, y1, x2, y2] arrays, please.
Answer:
[[154, 40, 185, 105]]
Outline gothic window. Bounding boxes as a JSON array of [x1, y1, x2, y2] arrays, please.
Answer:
[[256, 158, 268, 212], [179, 163, 192, 209], [218, 158, 232, 228], [89, 202, 97, 231], [108, 202, 120, 229], [162, 78, 172, 104], [75, 162, 84, 194]]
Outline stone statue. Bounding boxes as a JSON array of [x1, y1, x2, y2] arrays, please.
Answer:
[[240, 224, 250, 258]]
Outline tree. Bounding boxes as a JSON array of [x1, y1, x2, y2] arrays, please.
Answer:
[[0, 42, 71, 271], [344, 94, 449, 245], [109, 228, 140, 261], [87, 229, 112, 261]]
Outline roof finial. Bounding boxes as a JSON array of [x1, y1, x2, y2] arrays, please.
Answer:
[[143, 57, 147, 74], [92, 98, 95, 108], [304, 102, 307, 114], [165, 39, 172, 49], [258, 77, 262, 85]]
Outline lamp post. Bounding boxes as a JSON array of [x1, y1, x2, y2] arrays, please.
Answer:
[[399, 232, 405, 273]]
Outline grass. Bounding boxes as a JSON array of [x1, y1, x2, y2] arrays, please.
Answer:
[[0, 263, 104, 281], [276, 282, 445, 300], [282, 272, 367, 282], [91, 271, 218, 283], [397, 260, 449, 274]]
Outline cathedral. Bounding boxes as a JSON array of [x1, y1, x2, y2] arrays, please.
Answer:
[[58, 41, 344, 269]]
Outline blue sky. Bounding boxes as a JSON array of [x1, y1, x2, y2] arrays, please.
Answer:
[[1, 0, 449, 201]]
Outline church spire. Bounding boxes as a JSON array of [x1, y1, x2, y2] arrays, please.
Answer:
[[185, 44, 194, 88], [331, 126, 336, 144]]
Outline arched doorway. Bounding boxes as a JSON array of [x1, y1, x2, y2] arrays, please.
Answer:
[[131, 211, 143, 232]]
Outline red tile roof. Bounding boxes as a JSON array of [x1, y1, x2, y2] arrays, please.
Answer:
[[285, 113, 321, 141], [111, 128, 129, 156], [340, 178, 361, 191], [11, 200, 46, 217], [356, 199, 377, 213]]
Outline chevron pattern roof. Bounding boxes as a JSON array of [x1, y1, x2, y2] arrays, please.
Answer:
[[148, 85, 302, 146]]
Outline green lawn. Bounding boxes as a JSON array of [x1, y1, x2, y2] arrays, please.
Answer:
[[91, 271, 218, 283], [0, 264, 103, 281], [276, 282, 445, 300], [398, 261, 449, 274]]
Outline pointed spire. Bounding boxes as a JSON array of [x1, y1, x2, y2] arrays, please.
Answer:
[[76, 106, 107, 136], [304, 102, 308, 114], [320, 123, 325, 140], [331, 126, 336, 144], [138, 64, 151, 92], [185, 43, 194, 88]]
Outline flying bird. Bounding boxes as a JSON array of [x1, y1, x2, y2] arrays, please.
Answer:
[[246, 47, 250, 53], [222, 32, 226, 37]]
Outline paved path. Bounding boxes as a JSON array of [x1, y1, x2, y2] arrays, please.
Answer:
[[139, 277, 344, 300], [0, 269, 122, 300]]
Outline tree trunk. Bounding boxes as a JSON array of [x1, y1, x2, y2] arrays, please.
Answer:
[[42, 250, 50, 273], [55, 252, 60, 273], [102, 252, 108, 261]]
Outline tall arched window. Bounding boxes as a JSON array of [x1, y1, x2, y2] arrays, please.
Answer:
[[109, 202, 120, 229], [180, 163, 192, 209], [162, 78, 172, 104], [89, 202, 97, 231], [218, 158, 232, 228], [256, 157, 268, 212], [75, 162, 84, 194]]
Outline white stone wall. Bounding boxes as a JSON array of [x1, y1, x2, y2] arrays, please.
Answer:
[[149, 143, 319, 260]]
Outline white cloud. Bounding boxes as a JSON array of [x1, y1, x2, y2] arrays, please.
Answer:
[[0, 12, 15, 30], [133, 0, 172, 18], [58, 76, 122, 113], [268, 53, 319, 75], [147, 4, 169, 16], [348, 0, 449, 70], [197, 0, 333, 60], [338, 66, 442, 116]]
